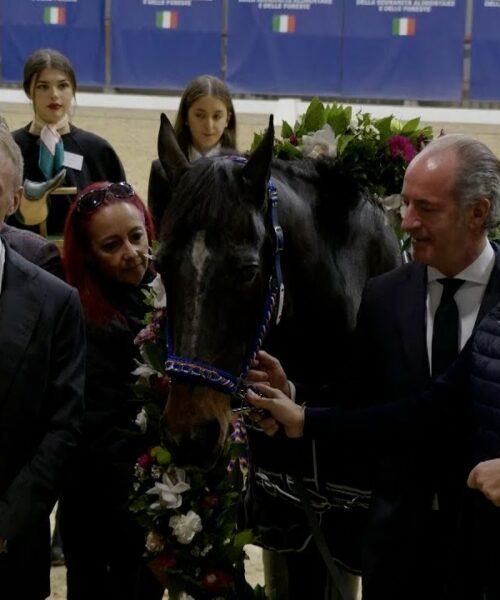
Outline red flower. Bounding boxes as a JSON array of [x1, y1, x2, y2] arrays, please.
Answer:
[[289, 134, 298, 146], [201, 569, 234, 592], [153, 552, 177, 570], [388, 135, 416, 163], [137, 453, 153, 469], [153, 376, 170, 396], [202, 494, 219, 509]]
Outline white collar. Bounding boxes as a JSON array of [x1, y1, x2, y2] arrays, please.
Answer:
[[188, 143, 221, 163], [0, 237, 5, 295], [427, 240, 495, 285]]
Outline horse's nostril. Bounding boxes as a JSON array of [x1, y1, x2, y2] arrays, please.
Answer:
[[168, 420, 221, 468], [197, 419, 221, 450]]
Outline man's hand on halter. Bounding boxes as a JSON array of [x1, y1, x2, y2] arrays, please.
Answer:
[[246, 350, 293, 398], [468, 458, 500, 507], [246, 383, 305, 439]]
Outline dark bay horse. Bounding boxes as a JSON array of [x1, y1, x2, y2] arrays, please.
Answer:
[[155, 113, 401, 472]]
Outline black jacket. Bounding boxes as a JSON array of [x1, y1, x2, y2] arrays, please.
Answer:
[[0, 243, 85, 599], [305, 246, 500, 600], [1, 223, 63, 278]]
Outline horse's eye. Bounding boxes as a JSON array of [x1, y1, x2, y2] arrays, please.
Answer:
[[237, 265, 259, 286]]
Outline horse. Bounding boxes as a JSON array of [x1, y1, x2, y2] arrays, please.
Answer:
[[155, 112, 401, 471]]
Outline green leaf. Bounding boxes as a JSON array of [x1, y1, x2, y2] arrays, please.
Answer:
[[279, 140, 302, 159], [327, 110, 350, 137], [280, 120, 294, 138], [250, 132, 263, 153], [151, 446, 171, 465], [303, 97, 325, 133], [401, 117, 421, 134], [337, 134, 354, 156], [234, 529, 254, 549], [374, 116, 394, 137]]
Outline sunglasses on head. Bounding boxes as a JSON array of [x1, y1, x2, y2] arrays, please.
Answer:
[[76, 182, 135, 214]]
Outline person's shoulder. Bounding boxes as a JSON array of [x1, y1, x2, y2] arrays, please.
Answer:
[[3, 223, 50, 251], [6, 245, 71, 298], [68, 125, 115, 152], [11, 124, 33, 145], [366, 261, 422, 293]]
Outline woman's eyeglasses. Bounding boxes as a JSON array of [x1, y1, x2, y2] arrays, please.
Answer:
[[76, 182, 135, 214]]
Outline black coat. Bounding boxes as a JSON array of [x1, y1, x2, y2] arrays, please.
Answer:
[[1, 223, 63, 278], [0, 243, 85, 599], [59, 275, 163, 600], [305, 245, 500, 600]]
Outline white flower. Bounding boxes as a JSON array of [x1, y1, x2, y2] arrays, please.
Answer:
[[145, 531, 165, 553], [179, 593, 195, 600], [149, 274, 167, 308], [300, 124, 338, 159], [380, 194, 403, 212], [146, 468, 190, 510], [200, 543, 212, 557], [151, 465, 162, 480], [132, 360, 157, 380], [169, 510, 203, 545], [135, 408, 147, 433]]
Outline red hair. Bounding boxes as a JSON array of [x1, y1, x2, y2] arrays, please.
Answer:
[[63, 182, 156, 325]]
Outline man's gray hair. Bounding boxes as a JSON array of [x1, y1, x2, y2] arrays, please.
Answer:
[[422, 134, 500, 230], [0, 126, 24, 191]]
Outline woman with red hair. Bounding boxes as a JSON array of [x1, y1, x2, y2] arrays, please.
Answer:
[[60, 182, 163, 600]]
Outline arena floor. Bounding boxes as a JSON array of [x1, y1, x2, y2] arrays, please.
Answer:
[[3, 97, 499, 599]]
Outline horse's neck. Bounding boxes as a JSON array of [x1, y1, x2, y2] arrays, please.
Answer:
[[268, 178, 353, 384]]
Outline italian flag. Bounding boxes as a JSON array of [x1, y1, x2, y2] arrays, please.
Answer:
[[272, 15, 296, 34], [392, 17, 416, 36], [44, 7, 66, 25], [156, 11, 178, 29]]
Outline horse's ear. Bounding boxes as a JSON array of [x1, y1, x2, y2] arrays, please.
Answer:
[[241, 115, 274, 208], [158, 113, 190, 180]]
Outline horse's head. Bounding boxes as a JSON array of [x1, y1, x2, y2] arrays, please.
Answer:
[[156, 114, 275, 468]]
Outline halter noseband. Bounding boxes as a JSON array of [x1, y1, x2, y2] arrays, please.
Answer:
[[164, 155, 285, 408]]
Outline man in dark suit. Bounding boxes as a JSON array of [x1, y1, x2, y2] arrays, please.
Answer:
[[0, 129, 85, 599], [248, 134, 500, 599], [1, 222, 62, 278]]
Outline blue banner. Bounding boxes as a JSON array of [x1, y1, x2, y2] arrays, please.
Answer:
[[227, 0, 343, 96], [470, 1, 500, 101], [2, 0, 105, 86], [111, 0, 223, 90], [341, 1, 466, 101]]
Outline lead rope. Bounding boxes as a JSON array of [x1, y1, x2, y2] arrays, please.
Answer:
[[293, 475, 351, 600]]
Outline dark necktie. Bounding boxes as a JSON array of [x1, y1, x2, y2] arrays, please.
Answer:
[[431, 278, 465, 378]]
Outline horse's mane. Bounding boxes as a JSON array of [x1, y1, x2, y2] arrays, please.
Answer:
[[160, 153, 382, 249]]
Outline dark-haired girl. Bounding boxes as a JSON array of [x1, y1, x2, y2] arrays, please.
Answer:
[[59, 183, 163, 600], [148, 74, 237, 230], [11, 48, 125, 235]]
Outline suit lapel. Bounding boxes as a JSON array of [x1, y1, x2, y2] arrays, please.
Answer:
[[0, 246, 44, 401], [476, 242, 500, 328], [396, 262, 430, 385]]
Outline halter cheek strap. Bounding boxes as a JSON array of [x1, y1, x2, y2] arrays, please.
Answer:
[[164, 156, 285, 406]]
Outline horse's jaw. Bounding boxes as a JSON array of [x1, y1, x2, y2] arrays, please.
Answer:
[[163, 383, 232, 470]]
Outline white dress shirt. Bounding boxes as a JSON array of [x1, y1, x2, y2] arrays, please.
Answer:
[[188, 143, 221, 163], [426, 241, 495, 372]]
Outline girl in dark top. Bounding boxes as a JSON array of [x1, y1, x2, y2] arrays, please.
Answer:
[[11, 48, 125, 235], [148, 74, 237, 230], [60, 182, 163, 600]]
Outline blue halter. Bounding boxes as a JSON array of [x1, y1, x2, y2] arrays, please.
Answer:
[[164, 156, 285, 407]]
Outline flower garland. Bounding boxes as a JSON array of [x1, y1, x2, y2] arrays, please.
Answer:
[[251, 97, 434, 244], [130, 274, 265, 600]]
